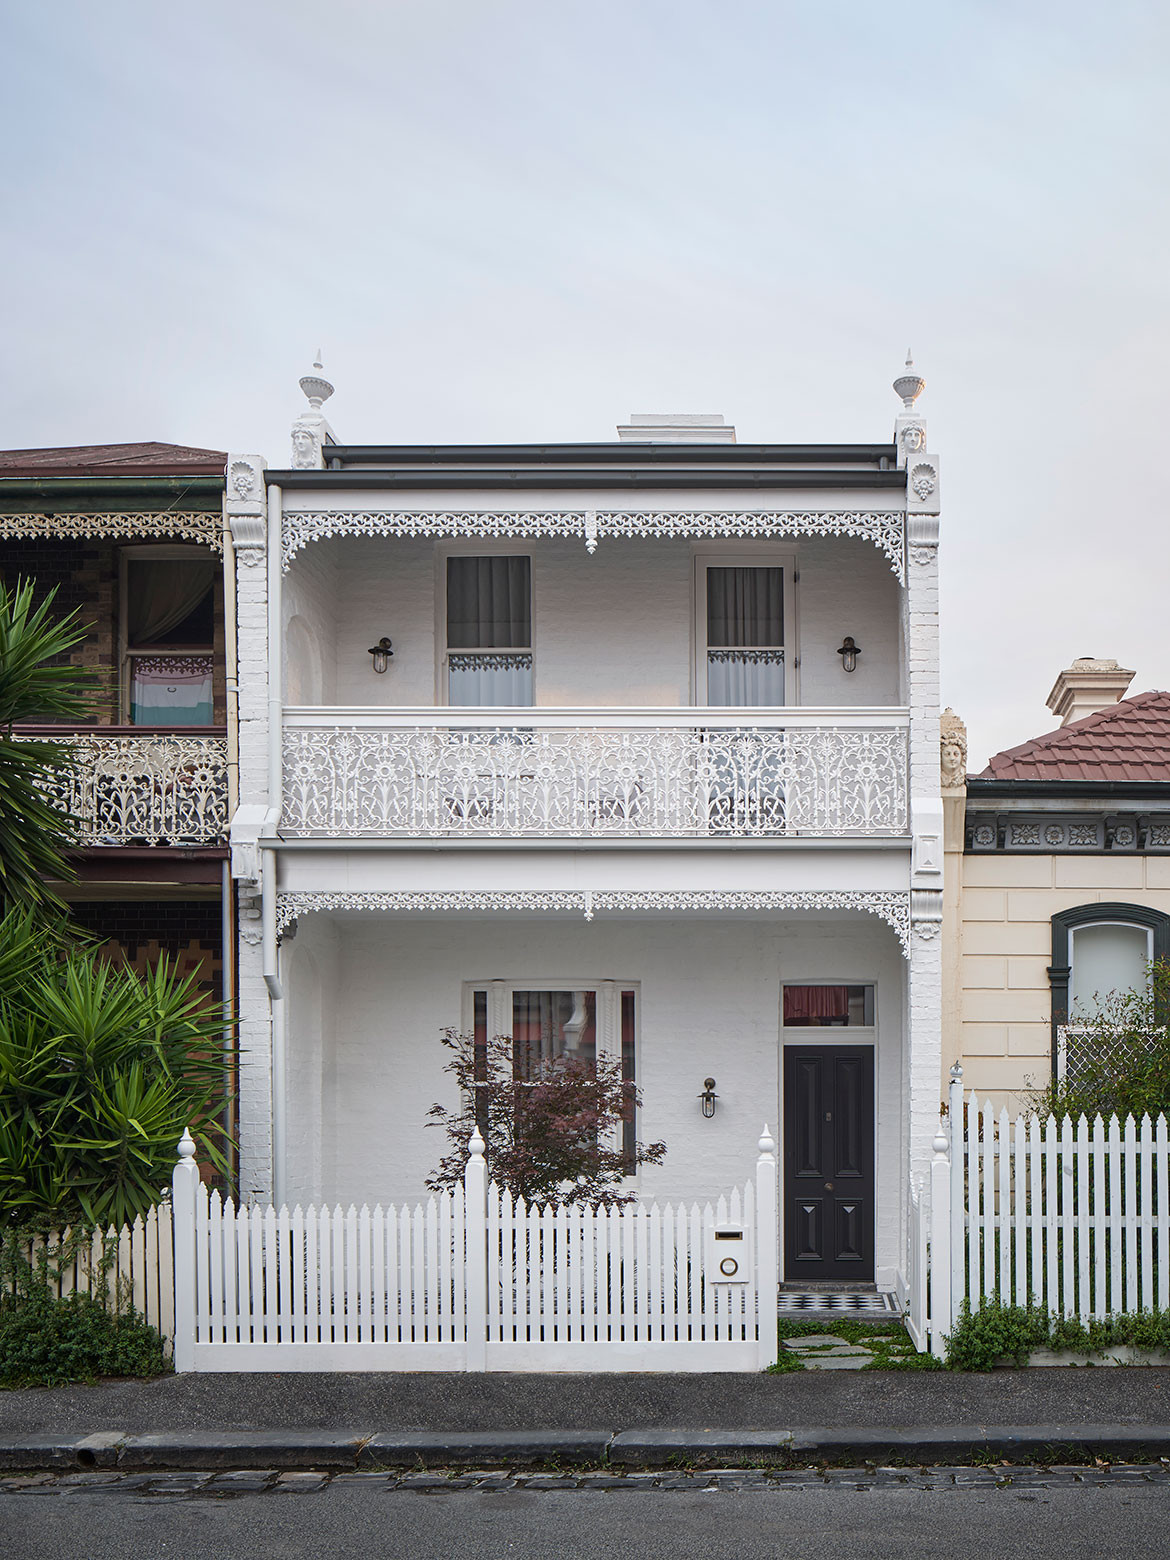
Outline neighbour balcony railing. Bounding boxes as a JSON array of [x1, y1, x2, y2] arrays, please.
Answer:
[[24, 729, 229, 847], [281, 708, 909, 841]]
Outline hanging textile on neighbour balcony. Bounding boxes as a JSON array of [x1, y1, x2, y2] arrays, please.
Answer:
[[130, 656, 214, 726]]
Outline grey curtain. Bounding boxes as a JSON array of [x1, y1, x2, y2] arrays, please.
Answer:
[[128, 560, 216, 646], [706, 566, 783, 646], [447, 557, 531, 648]]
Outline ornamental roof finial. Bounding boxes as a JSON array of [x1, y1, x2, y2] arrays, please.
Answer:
[[299, 352, 334, 412], [893, 350, 925, 411]]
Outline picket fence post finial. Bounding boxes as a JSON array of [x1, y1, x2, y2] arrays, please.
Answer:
[[758, 1124, 775, 1159], [177, 1127, 196, 1162], [468, 1126, 486, 1160]]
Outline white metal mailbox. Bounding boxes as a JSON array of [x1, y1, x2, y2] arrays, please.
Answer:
[[705, 1223, 752, 1284]]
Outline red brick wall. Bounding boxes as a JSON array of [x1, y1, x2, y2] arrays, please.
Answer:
[[68, 899, 224, 1005]]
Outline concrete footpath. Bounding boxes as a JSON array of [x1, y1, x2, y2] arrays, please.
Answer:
[[3, 1369, 1170, 1471]]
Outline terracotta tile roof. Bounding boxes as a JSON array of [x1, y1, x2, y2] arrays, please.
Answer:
[[979, 690, 1170, 783], [0, 442, 226, 477]]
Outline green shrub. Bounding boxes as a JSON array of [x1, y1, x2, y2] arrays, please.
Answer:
[[0, 1291, 167, 1388], [0, 908, 234, 1228], [944, 1299, 1049, 1370], [946, 1298, 1170, 1369]]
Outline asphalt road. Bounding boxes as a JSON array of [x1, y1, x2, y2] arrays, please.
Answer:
[[4, 1475, 1170, 1560]]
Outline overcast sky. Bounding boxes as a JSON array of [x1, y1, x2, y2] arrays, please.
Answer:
[[3, 0, 1167, 765]]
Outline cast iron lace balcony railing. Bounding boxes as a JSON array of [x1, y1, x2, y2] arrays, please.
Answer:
[[24, 729, 229, 847], [281, 709, 909, 840]]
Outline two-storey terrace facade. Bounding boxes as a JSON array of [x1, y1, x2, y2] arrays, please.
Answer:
[[228, 364, 943, 1299]]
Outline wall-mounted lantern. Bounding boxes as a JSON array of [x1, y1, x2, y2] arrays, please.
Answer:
[[698, 1077, 718, 1118], [837, 636, 861, 673], [367, 637, 394, 673]]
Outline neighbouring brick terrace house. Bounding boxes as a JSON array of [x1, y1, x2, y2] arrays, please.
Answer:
[[0, 442, 234, 1143], [943, 659, 1170, 1105]]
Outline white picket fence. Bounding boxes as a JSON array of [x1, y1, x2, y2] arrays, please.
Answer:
[[5, 1205, 175, 1346], [907, 1068, 1170, 1357], [171, 1127, 780, 1372]]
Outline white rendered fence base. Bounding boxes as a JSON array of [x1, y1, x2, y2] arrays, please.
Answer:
[[904, 1071, 1170, 1359], [171, 1128, 779, 1373]]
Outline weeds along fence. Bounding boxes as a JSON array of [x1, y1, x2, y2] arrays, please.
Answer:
[[906, 1068, 1170, 1357], [171, 1127, 780, 1373], [2, 1203, 175, 1347]]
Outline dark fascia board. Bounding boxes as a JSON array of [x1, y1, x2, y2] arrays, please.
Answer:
[[266, 468, 906, 492], [317, 442, 897, 467], [966, 778, 1170, 801], [0, 475, 224, 510]]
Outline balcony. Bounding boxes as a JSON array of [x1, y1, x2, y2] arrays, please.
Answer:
[[26, 730, 229, 848], [281, 709, 909, 841]]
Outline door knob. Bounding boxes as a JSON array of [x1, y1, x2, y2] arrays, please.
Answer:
[[824, 1181, 833, 1191]]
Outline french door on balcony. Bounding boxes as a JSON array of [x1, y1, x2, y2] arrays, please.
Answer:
[[698, 557, 793, 707], [445, 554, 533, 706]]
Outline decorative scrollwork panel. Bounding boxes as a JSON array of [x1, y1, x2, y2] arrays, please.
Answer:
[[31, 734, 229, 847], [281, 722, 908, 841]]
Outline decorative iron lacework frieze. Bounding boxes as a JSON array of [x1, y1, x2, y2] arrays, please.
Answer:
[[29, 733, 228, 847], [281, 721, 909, 840], [280, 509, 906, 579], [275, 889, 912, 955], [0, 511, 222, 550]]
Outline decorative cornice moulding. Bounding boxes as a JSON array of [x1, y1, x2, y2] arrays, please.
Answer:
[[0, 511, 222, 551], [280, 508, 907, 580], [275, 888, 912, 955]]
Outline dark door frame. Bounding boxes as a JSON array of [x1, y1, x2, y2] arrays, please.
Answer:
[[780, 1039, 877, 1283]]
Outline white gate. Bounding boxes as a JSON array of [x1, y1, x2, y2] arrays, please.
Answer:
[[172, 1128, 779, 1372]]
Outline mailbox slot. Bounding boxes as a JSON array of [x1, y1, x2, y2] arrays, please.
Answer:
[[704, 1223, 752, 1284]]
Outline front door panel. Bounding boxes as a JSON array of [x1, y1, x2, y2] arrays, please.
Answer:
[[783, 1046, 875, 1281]]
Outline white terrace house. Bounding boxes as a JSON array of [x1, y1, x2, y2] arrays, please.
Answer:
[[225, 365, 943, 1302]]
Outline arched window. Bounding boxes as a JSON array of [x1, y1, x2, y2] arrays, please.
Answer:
[[1048, 904, 1170, 1079]]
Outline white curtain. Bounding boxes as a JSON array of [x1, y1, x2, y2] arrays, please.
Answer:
[[128, 560, 216, 646], [706, 567, 784, 706]]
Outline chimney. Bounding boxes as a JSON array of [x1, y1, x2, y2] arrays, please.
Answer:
[[1045, 658, 1136, 727], [617, 413, 736, 444]]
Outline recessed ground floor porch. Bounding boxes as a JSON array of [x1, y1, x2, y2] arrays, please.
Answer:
[[260, 903, 915, 1293]]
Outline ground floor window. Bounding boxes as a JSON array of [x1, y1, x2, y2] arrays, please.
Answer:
[[1050, 904, 1170, 1081], [782, 984, 875, 1027], [470, 982, 639, 1168]]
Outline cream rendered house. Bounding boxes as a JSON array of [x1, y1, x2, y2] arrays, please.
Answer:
[[943, 661, 1170, 1104], [225, 360, 944, 1303]]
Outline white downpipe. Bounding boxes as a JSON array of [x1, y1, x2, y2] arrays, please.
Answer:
[[266, 483, 283, 819], [264, 485, 285, 1203], [263, 846, 285, 1205]]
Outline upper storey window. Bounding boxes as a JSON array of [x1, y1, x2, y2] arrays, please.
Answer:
[[446, 555, 533, 706], [123, 549, 216, 726], [703, 563, 786, 706]]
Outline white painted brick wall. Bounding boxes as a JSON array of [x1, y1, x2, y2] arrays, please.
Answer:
[[280, 911, 908, 1286], [284, 535, 904, 708]]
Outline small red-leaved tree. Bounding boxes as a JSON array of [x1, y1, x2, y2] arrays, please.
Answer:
[[426, 1030, 666, 1208]]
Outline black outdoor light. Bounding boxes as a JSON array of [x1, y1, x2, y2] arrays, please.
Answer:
[[837, 636, 861, 673], [367, 637, 394, 673], [699, 1078, 718, 1118]]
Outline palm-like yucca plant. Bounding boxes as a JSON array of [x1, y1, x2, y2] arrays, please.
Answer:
[[0, 579, 96, 911], [0, 909, 234, 1229]]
